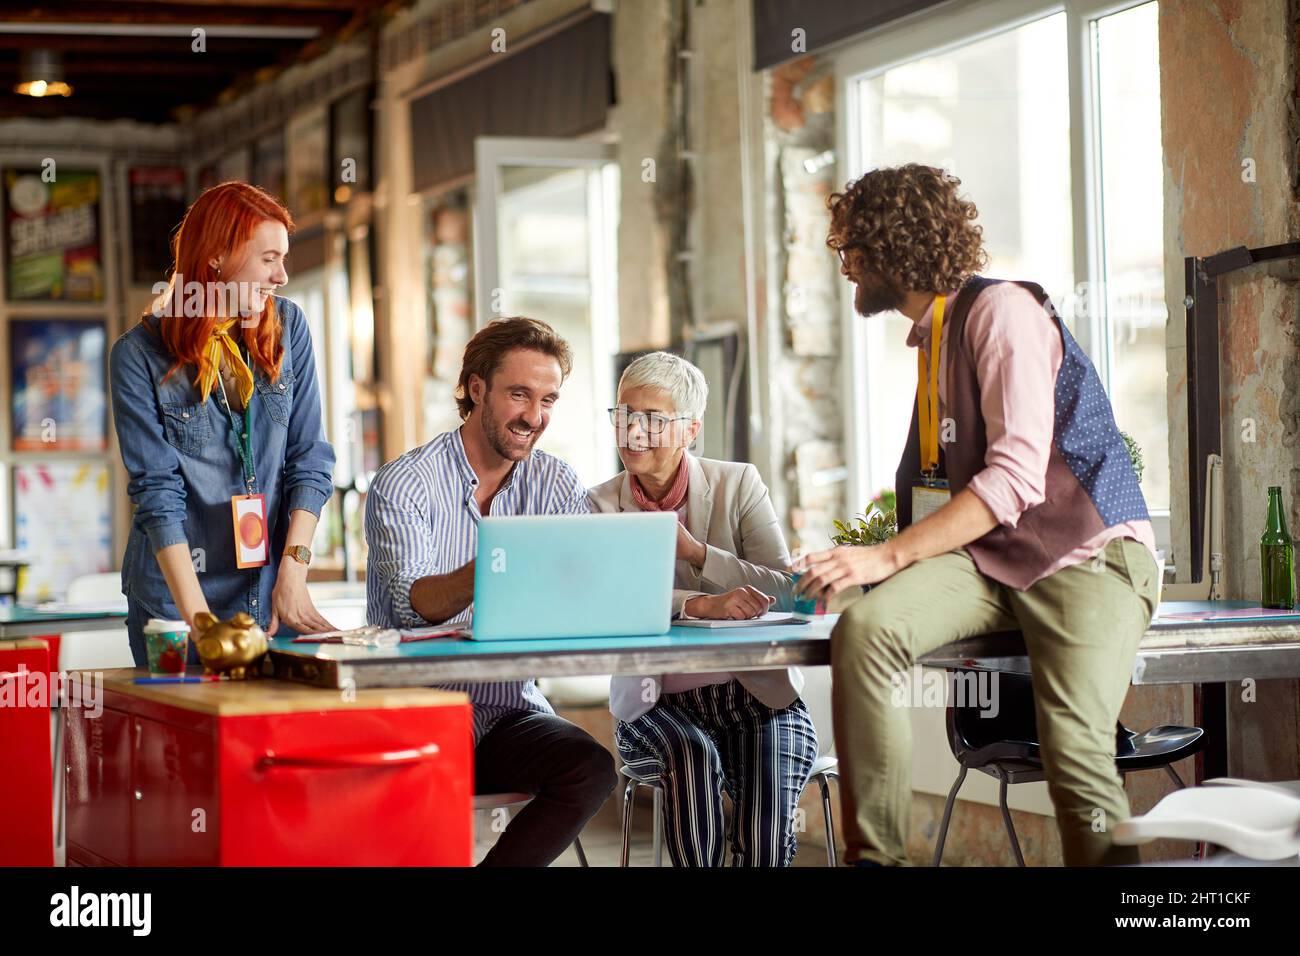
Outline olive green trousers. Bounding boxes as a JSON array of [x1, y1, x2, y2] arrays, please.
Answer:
[[830, 538, 1159, 866]]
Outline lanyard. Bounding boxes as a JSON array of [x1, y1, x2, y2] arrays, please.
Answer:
[[216, 347, 256, 492], [916, 294, 946, 477]]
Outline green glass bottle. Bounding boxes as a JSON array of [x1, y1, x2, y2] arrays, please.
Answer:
[[1260, 486, 1296, 610]]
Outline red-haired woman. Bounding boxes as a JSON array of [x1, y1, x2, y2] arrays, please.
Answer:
[[109, 181, 337, 665]]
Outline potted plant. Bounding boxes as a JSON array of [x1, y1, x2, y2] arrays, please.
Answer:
[[1119, 431, 1163, 602], [825, 491, 898, 598], [831, 490, 898, 547], [1121, 430, 1144, 486]]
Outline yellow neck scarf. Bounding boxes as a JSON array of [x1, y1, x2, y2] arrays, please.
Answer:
[[197, 319, 254, 407]]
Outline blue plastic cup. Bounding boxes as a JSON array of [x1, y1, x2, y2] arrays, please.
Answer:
[[791, 571, 819, 619]]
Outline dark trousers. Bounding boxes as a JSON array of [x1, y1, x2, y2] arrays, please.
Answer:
[[474, 710, 617, 866]]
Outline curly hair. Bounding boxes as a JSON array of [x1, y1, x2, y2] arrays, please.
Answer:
[[826, 164, 987, 293]]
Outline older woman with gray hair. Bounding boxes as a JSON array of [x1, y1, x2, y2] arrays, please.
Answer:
[[588, 350, 817, 867]]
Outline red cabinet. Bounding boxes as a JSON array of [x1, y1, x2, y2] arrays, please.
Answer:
[[0, 640, 53, 867], [64, 670, 473, 866], [65, 705, 132, 867]]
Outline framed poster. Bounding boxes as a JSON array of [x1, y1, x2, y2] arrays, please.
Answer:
[[10, 319, 107, 452], [252, 130, 287, 204], [3, 167, 103, 301], [13, 461, 112, 602], [286, 105, 329, 219], [128, 165, 187, 286]]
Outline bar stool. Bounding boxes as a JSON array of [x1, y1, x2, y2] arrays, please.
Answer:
[[932, 667, 1205, 865], [619, 757, 839, 866], [620, 669, 841, 866], [473, 792, 589, 866]]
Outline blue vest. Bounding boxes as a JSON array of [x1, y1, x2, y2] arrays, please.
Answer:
[[896, 276, 1148, 588]]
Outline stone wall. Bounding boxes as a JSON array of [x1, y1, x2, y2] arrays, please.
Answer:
[[763, 56, 846, 552], [1160, 0, 1300, 781]]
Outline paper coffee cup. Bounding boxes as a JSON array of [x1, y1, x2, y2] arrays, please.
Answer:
[[144, 618, 191, 676]]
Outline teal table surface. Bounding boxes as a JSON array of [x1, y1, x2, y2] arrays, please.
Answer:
[[269, 619, 825, 660], [268, 617, 834, 688], [266, 601, 1300, 689], [0, 605, 127, 638]]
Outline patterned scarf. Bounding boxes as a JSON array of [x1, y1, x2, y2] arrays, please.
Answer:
[[629, 453, 690, 522], [196, 319, 254, 407]]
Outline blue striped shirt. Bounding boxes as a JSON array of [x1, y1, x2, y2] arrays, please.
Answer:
[[364, 426, 591, 743]]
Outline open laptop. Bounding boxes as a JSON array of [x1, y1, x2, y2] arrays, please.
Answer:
[[470, 512, 677, 641]]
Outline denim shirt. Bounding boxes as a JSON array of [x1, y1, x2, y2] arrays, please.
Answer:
[[109, 295, 336, 652]]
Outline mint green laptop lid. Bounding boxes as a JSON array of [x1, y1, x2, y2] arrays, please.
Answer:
[[471, 512, 676, 640]]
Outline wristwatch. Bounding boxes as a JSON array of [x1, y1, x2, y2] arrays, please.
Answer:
[[283, 545, 312, 566]]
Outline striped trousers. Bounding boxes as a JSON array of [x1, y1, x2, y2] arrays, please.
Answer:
[[615, 680, 818, 867]]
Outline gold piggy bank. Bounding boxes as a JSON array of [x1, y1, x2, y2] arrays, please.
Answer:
[[193, 611, 268, 680]]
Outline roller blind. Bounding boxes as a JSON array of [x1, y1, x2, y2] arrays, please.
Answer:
[[752, 0, 950, 70], [410, 12, 612, 193]]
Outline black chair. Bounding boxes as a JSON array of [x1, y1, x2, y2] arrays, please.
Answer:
[[932, 666, 1205, 866]]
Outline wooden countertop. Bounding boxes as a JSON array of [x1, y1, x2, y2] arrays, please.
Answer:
[[0, 639, 49, 651], [68, 667, 469, 717]]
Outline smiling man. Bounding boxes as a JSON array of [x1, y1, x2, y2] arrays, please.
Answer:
[[365, 316, 616, 866], [798, 164, 1159, 867]]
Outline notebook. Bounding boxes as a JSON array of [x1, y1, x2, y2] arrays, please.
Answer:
[[674, 611, 806, 629]]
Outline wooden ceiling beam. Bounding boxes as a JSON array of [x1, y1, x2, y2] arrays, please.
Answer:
[[0, 99, 185, 122], [57, 58, 248, 76], [125, 0, 375, 9], [0, 34, 283, 55], [1, 5, 345, 31]]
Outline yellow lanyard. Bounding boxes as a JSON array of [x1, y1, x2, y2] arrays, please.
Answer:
[[916, 294, 946, 476]]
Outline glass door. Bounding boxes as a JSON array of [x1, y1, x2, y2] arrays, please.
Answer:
[[473, 137, 619, 487]]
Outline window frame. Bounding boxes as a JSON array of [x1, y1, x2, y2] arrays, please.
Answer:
[[832, 0, 1170, 549], [471, 136, 621, 487]]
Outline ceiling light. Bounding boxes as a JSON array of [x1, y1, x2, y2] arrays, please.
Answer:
[[16, 49, 72, 97]]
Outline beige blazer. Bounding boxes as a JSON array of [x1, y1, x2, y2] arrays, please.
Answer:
[[587, 454, 803, 722]]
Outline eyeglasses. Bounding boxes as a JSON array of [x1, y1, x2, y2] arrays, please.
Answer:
[[607, 406, 693, 436]]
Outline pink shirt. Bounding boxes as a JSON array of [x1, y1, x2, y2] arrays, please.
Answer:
[[907, 282, 1156, 585]]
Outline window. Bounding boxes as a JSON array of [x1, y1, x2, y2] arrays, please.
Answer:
[[836, 0, 1169, 543], [473, 138, 620, 488], [1093, 1, 1168, 512]]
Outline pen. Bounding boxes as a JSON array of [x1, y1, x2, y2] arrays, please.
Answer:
[[133, 676, 222, 684]]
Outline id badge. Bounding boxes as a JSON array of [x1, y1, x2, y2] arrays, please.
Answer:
[[911, 480, 951, 522], [231, 494, 269, 568]]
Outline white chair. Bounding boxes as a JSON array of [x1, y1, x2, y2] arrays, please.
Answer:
[[305, 581, 368, 630], [65, 572, 124, 605], [60, 572, 133, 672], [1205, 777, 1300, 799], [473, 792, 589, 866], [1114, 782, 1300, 860], [536, 675, 612, 708], [620, 668, 840, 866]]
